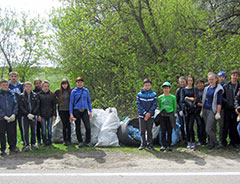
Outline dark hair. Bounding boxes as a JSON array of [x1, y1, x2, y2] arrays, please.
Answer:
[[187, 74, 195, 87], [8, 71, 18, 76], [197, 78, 204, 84], [143, 78, 152, 85], [59, 79, 72, 105], [76, 77, 84, 82], [231, 69, 239, 76], [34, 78, 42, 85], [179, 76, 187, 82], [0, 78, 8, 84]]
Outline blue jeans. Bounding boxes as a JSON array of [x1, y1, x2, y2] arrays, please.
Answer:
[[41, 117, 53, 144]]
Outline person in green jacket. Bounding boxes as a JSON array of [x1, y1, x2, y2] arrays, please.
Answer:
[[157, 82, 177, 151]]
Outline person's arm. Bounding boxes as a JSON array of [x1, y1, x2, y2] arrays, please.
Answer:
[[32, 94, 40, 115], [173, 96, 177, 114], [19, 94, 28, 116], [136, 95, 147, 116], [12, 93, 18, 115], [52, 93, 57, 120], [148, 95, 157, 116], [69, 90, 75, 120], [86, 89, 92, 118], [216, 90, 223, 114], [235, 91, 240, 115]]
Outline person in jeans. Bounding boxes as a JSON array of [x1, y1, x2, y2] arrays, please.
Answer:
[[33, 78, 42, 145], [157, 82, 176, 151], [0, 78, 19, 156], [55, 79, 72, 146], [202, 72, 223, 149], [38, 80, 56, 146], [19, 82, 39, 151], [137, 78, 157, 151], [70, 77, 92, 148]]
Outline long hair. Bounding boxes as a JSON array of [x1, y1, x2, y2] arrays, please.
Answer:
[[187, 74, 195, 88], [59, 78, 71, 105]]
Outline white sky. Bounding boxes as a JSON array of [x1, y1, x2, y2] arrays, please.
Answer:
[[0, 0, 61, 17]]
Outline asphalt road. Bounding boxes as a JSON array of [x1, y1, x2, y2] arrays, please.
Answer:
[[1, 169, 240, 184]]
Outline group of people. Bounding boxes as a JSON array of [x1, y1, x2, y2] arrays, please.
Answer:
[[137, 70, 240, 151], [0, 72, 92, 156]]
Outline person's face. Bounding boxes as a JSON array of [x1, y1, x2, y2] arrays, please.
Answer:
[[163, 86, 171, 93], [34, 80, 42, 89], [24, 84, 32, 94], [9, 74, 18, 82], [179, 79, 186, 87], [218, 76, 225, 83], [42, 83, 50, 92], [231, 73, 239, 83], [187, 77, 193, 87], [143, 83, 152, 91], [76, 81, 84, 88], [0, 82, 9, 91], [197, 82, 204, 90], [62, 83, 68, 89], [208, 75, 217, 86]]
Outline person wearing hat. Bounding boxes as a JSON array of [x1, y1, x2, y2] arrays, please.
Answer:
[[218, 71, 226, 86], [137, 78, 157, 151], [157, 82, 176, 151], [69, 77, 92, 148]]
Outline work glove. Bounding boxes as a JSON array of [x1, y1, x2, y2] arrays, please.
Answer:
[[27, 114, 35, 121], [179, 111, 183, 117], [4, 116, 10, 122], [9, 114, 16, 122], [237, 115, 240, 122], [200, 110, 203, 118], [215, 113, 221, 120]]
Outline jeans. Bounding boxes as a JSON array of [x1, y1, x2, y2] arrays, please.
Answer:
[[41, 117, 53, 144], [59, 111, 71, 142]]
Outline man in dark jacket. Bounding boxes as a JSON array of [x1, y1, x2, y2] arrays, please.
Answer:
[[222, 70, 240, 148], [0, 78, 19, 156], [137, 78, 157, 150], [19, 82, 40, 151]]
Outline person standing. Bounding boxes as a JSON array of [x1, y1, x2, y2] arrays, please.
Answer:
[[202, 72, 223, 149], [38, 80, 56, 146], [8, 71, 24, 143], [222, 70, 240, 148], [33, 78, 42, 145], [69, 77, 92, 148], [55, 79, 72, 146], [19, 82, 39, 151], [137, 78, 157, 150], [157, 82, 176, 151], [0, 78, 19, 155]]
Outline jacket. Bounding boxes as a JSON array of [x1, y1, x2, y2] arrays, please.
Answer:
[[234, 91, 240, 112], [19, 91, 40, 116], [222, 81, 240, 110], [175, 87, 183, 112], [38, 90, 56, 118], [136, 88, 157, 118], [0, 89, 18, 120]]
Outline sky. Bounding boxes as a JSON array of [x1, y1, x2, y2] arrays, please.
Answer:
[[0, 0, 61, 17]]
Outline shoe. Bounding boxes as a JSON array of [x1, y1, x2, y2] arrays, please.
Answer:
[[147, 146, 155, 151], [22, 146, 30, 152], [138, 146, 145, 150], [67, 141, 72, 145], [167, 147, 172, 151], [160, 146, 166, 151], [63, 141, 67, 146], [78, 142, 83, 148], [10, 147, 19, 153], [207, 144, 214, 149], [37, 142, 42, 146], [84, 142, 92, 147], [187, 142, 191, 149], [31, 145, 39, 151], [191, 143, 196, 150], [0, 151, 7, 156]]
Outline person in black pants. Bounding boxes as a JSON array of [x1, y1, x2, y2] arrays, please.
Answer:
[[222, 70, 240, 148], [33, 78, 42, 145], [55, 79, 72, 146], [0, 78, 19, 156], [69, 77, 92, 148], [19, 82, 40, 151]]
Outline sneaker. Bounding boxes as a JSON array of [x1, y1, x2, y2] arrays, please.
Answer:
[[22, 146, 30, 152], [31, 145, 39, 151], [160, 146, 166, 151], [10, 147, 19, 153], [63, 141, 67, 146], [78, 142, 83, 148], [147, 146, 155, 151], [0, 151, 7, 156], [187, 142, 191, 149], [167, 147, 172, 151], [191, 143, 196, 150], [138, 146, 145, 150]]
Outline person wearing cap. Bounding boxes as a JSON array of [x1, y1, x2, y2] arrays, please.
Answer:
[[157, 82, 176, 151], [222, 70, 240, 148], [137, 78, 157, 151], [218, 71, 226, 86], [69, 77, 92, 148]]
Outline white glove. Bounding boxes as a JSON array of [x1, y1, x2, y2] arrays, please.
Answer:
[[27, 114, 35, 121], [200, 110, 203, 118], [4, 116, 10, 122], [179, 111, 183, 117], [9, 114, 16, 122], [237, 115, 240, 122], [215, 113, 221, 120]]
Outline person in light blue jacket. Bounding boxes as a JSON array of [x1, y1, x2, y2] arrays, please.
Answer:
[[70, 77, 92, 148]]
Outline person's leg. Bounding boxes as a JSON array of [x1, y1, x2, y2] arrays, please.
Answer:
[[7, 120, 17, 151], [166, 117, 172, 148], [73, 110, 83, 143], [139, 118, 146, 148], [17, 114, 24, 142], [229, 110, 239, 146], [201, 117, 207, 144], [0, 120, 7, 153], [30, 119, 36, 146], [81, 110, 91, 144], [218, 109, 224, 143], [36, 120, 42, 144], [222, 109, 230, 146], [59, 111, 67, 142], [205, 110, 217, 147], [22, 117, 30, 147], [184, 114, 191, 143], [47, 117, 53, 144], [160, 116, 167, 148], [40, 117, 47, 145], [66, 112, 71, 143], [177, 112, 186, 142], [146, 118, 154, 148], [189, 113, 195, 143]]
